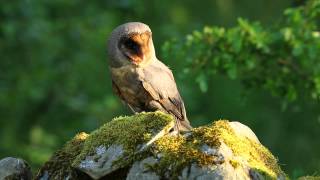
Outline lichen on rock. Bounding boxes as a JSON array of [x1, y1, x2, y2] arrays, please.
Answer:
[[126, 156, 160, 180], [35, 132, 90, 180], [35, 112, 286, 180], [150, 120, 285, 179], [0, 157, 32, 180], [72, 111, 175, 179], [195, 120, 283, 179]]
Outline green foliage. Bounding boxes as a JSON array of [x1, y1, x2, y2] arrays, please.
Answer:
[[0, 0, 137, 170], [0, 0, 319, 177], [163, 0, 320, 102]]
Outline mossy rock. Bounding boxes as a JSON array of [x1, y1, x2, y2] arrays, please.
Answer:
[[150, 120, 285, 179], [36, 111, 174, 179], [36, 111, 286, 180], [72, 111, 175, 179], [35, 132, 91, 179], [0, 157, 32, 180]]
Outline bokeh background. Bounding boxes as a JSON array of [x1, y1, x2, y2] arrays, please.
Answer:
[[1, 0, 319, 178]]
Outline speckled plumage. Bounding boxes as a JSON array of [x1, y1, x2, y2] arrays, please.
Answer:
[[107, 22, 192, 131]]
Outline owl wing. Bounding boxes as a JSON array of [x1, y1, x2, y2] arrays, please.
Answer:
[[141, 60, 192, 130]]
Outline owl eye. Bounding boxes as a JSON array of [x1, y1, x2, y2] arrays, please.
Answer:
[[124, 39, 140, 52]]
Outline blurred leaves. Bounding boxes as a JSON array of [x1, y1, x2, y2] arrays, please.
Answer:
[[0, 0, 319, 177], [0, 0, 133, 169], [162, 0, 320, 103]]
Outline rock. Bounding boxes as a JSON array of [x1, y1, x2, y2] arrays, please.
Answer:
[[36, 111, 286, 180], [179, 163, 221, 180], [126, 157, 160, 180], [151, 120, 286, 179], [0, 157, 32, 180], [35, 132, 91, 180], [229, 121, 260, 143], [77, 144, 125, 179], [72, 112, 175, 179]]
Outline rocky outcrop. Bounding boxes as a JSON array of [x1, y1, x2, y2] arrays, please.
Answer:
[[0, 157, 32, 180], [34, 111, 286, 180]]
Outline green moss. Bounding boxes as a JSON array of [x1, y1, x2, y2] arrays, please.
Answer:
[[229, 159, 240, 168], [152, 125, 219, 178], [152, 134, 217, 178], [152, 120, 284, 179], [36, 114, 284, 179], [35, 132, 89, 179], [73, 111, 175, 167], [195, 120, 283, 178]]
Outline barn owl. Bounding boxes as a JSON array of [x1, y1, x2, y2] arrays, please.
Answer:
[[107, 22, 192, 131]]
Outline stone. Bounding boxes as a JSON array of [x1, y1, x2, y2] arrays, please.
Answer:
[[35, 132, 91, 180], [72, 111, 175, 179], [77, 144, 125, 179], [229, 121, 260, 143], [126, 157, 160, 180], [36, 112, 286, 180], [179, 163, 221, 180], [149, 120, 285, 179], [0, 157, 32, 180]]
